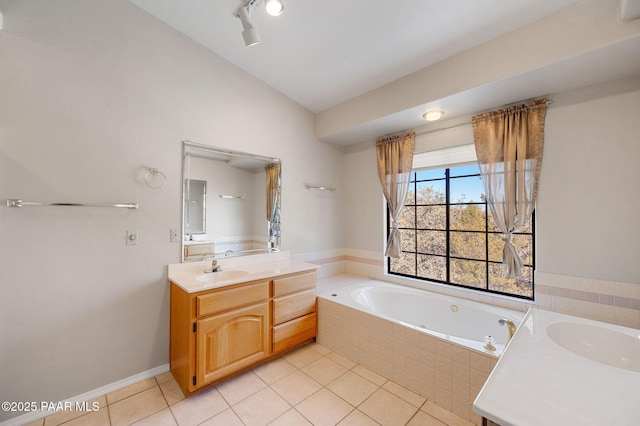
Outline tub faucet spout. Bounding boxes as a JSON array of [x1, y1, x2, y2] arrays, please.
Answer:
[[499, 319, 517, 343]]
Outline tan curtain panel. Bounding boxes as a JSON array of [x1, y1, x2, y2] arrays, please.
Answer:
[[472, 98, 547, 278], [377, 132, 415, 258], [265, 163, 280, 222], [266, 163, 281, 249]]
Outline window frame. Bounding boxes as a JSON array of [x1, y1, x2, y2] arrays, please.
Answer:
[[386, 164, 535, 301]]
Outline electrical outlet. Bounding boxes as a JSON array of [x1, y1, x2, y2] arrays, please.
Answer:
[[170, 228, 180, 243], [126, 230, 138, 246]]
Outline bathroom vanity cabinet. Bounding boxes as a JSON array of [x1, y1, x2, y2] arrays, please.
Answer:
[[272, 272, 317, 353], [170, 270, 317, 396]]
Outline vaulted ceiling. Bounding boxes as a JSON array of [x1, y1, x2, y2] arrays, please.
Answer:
[[129, 0, 640, 145]]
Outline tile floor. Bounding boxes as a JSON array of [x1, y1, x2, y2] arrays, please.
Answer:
[[27, 342, 475, 426]]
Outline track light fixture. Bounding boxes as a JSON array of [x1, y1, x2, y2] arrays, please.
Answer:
[[237, 5, 260, 47], [235, 0, 285, 47]]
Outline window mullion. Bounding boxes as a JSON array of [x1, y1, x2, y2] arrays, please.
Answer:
[[413, 175, 418, 275], [485, 197, 489, 291], [445, 169, 450, 284]]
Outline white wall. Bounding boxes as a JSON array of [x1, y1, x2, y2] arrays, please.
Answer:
[[343, 144, 381, 251], [0, 0, 344, 421], [345, 76, 640, 286], [537, 75, 640, 283]]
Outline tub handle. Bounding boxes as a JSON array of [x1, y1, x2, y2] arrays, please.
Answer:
[[483, 336, 496, 351]]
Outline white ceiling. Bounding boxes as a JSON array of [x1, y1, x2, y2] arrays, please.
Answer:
[[129, 0, 640, 145], [129, 0, 580, 113]]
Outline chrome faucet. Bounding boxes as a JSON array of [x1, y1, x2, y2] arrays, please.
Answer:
[[499, 319, 517, 343], [224, 250, 234, 257], [204, 259, 221, 273]]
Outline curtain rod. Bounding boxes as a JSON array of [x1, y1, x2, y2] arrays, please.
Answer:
[[416, 99, 552, 137], [380, 99, 552, 140]]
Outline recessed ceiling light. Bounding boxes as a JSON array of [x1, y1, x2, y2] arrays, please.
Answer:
[[422, 110, 445, 121]]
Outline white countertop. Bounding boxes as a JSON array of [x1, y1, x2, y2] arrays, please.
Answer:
[[168, 251, 319, 293], [473, 307, 640, 426]]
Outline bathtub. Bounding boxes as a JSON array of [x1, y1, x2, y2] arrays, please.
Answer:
[[316, 276, 526, 424], [325, 279, 524, 356]]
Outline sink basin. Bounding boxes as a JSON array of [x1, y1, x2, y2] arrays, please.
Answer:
[[546, 322, 640, 372], [196, 270, 249, 283]]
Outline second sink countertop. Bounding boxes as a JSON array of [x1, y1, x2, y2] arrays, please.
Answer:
[[473, 307, 640, 426]]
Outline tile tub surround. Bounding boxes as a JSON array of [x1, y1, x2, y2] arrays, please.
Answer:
[[27, 342, 474, 426], [308, 250, 531, 315], [317, 296, 498, 426], [316, 248, 640, 329], [534, 271, 640, 329]]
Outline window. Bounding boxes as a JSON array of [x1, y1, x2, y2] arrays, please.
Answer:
[[388, 163, 534, 300]]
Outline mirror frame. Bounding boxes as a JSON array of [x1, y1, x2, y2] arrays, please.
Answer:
[[181, 140, 281, 262]]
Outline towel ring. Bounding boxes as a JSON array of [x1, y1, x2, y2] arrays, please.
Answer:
[[144, 168, 167, 190]]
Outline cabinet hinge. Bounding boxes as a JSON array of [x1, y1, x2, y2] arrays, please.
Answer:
[[193, 323, 197, 332], [192, 376, 196, 386]]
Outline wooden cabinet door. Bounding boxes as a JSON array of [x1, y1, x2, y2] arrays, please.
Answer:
[[196, 302, 269, 387]]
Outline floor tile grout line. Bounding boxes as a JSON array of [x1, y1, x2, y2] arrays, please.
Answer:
[[216, 369, 269, 408], [106, 383, 167, 426], [209, 348, 402, 425], [263, 346, 362, 425], [40, 342, 475, 426], [285, 350, 376, 411], [105, 396, 112, 426], [261, 350, 342, 424], [155, 380, 180, 426], [316, 350, 469, 426], [284, 350, 398, 426], [225, 404, 247, 426]]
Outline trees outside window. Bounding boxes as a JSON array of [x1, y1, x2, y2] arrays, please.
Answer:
[[388, 164, 534, 299]]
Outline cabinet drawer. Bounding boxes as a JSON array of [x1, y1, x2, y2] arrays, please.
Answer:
[[272, 312, 317, 353], [197, 281, 269, 318], [273, 289, 316, 325], [273, 272, 316, 297]]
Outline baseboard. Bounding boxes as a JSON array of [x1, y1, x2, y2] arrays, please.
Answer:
[[0, 364, 170, 426]]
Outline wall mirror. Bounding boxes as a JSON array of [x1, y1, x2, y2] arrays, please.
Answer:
[[184, 179, 206, 235], [182, 140, 281, 262]]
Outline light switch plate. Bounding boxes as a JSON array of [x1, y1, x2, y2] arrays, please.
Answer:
[[126, 230, 138, 246], [170, 228, 180, 243]]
